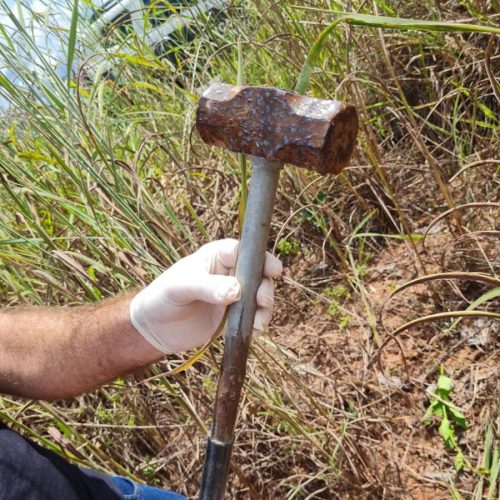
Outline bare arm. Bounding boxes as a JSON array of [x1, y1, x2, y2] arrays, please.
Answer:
[[0, 240, 281, 402], [0, 293, 163, 400]]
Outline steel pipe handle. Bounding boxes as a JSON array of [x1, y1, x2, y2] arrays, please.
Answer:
[[199, 157, 281, 499]]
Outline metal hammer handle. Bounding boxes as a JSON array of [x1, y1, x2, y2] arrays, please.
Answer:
[[199, 157, 282, 499]]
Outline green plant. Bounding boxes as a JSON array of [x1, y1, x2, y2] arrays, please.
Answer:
[[324, 284, 352, 328], [423, 365, 468, 471], [337, 315, 352, 329], [142, 463, 161, 484], [324, 284, 350, 300], [474, 425, 500, 500], [276, 238, 300, 256]]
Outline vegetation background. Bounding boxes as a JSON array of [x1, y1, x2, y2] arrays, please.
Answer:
[[0, 0, 498, 498]]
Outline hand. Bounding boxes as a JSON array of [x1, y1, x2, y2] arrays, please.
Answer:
[[130, 239, 283, 353]]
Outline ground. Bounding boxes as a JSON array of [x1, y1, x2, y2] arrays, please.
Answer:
[[259, 230, 499, 498]]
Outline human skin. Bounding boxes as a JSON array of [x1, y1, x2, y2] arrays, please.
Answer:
[[0, 240, 280, 402], [0, 292, 163, 401]]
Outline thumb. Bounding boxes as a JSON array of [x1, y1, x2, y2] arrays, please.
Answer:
[[169, 274, 241, 306]]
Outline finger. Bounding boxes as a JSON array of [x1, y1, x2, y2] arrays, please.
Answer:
[[198, 239, 239, 275], [253, 306, 273, 335], [200, 241, 281, 277], [215, 238, 239, 269], [263, 252, 283, 278], [169, 274, 241, 306], [256, 277, 274, 309]]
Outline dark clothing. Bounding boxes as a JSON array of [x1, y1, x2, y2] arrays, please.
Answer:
[[0, 423, 122, 499]]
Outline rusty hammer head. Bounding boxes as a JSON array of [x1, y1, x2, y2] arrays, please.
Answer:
[[196, 83, 358, 175]]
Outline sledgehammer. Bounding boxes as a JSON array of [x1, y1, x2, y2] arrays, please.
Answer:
[[196, 83, 358, 499]]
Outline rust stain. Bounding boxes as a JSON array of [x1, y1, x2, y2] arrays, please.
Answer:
[[196, 83, 358, 175]]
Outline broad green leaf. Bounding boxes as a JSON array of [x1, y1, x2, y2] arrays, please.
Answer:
[[437, 374, 453, 393], [432, 404, 444, 418], [87, 266, 96, 281], [439, 415, 454, 447], [336, 12, 500, 34], [423, 406, 434, 423], [131, 81, 167, 96], [448, 406, 467, 430], [0, 73, 14, 92]]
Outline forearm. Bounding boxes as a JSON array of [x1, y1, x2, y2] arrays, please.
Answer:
[[0, 293, 163, 400], [0, 239, 281, 401]]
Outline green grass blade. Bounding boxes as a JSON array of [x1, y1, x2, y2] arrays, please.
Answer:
[[487, 442, 499, 500], [447, 287, 500, 332], [295, 13, 499, 94], [67, 0, 80, 87]]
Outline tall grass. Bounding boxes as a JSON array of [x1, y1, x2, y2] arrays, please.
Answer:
[[0, 0, 498, 497]]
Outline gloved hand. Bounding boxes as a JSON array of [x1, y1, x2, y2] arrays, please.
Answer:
[[130, 239, 283, 353]]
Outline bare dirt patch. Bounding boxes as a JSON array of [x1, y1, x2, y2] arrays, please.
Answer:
[[266, 231, 499, 498]]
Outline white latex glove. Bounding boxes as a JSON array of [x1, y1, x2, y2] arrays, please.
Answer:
[[130, 239, 283, 353]]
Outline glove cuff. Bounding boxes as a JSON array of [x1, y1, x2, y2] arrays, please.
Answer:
[[129, 292, 173, 354]]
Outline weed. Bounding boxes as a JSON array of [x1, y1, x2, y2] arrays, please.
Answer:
[[473, 425, 500, 500], [324, 284, 353, 328], [423, 365, 468, 471], [324, 284, 350, 300], [337, 315, 352, 329], [142, 463, 160, 483], [276, 238, 300, 256]]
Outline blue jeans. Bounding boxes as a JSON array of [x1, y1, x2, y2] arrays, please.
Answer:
[[111, 476, 187, 500]]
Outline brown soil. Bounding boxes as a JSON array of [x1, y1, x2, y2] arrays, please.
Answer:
[[262, 231, 499, 499]]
